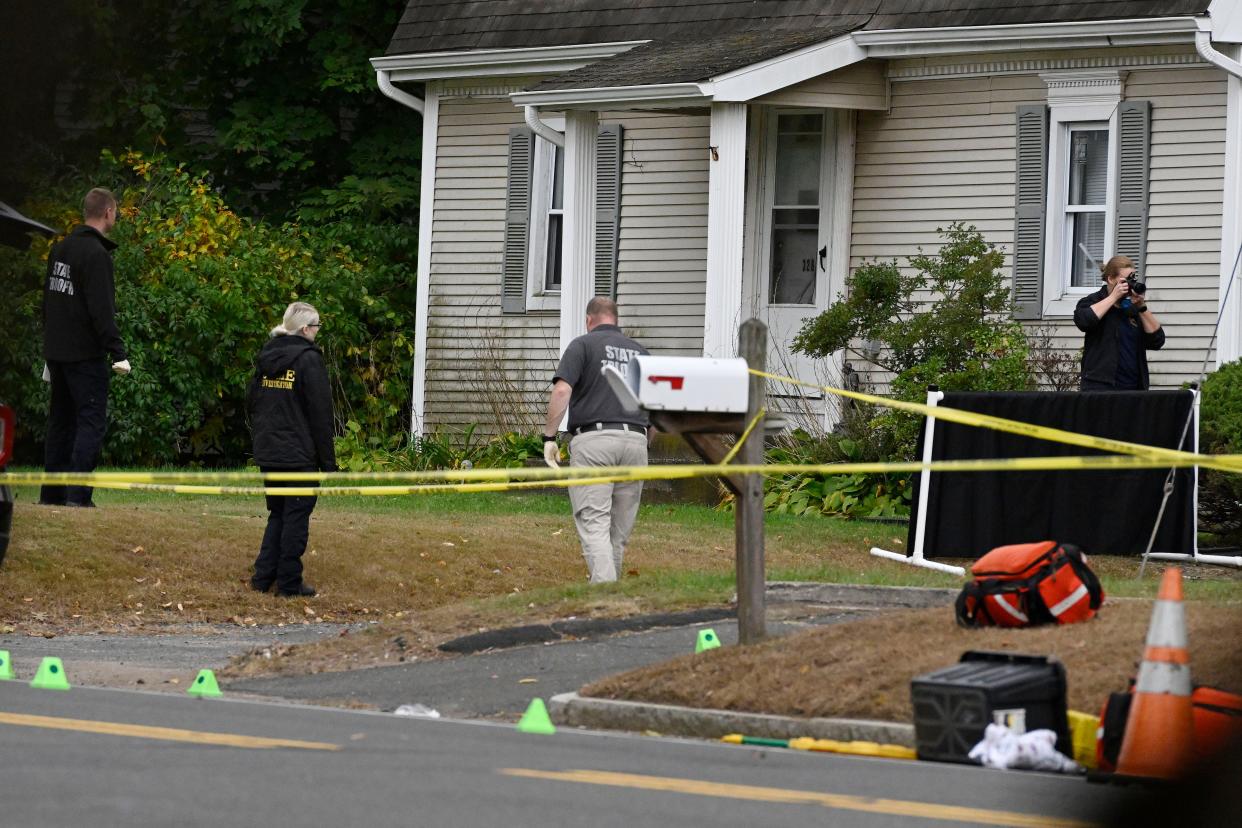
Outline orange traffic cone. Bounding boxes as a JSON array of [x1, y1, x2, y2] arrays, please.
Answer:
[[1115, 567, 1195, 780]]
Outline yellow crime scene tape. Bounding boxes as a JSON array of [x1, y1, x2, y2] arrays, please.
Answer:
[[0, 368, 1236, 495], [0, 453, 1234, 496], [751, 368, 1242, 474]]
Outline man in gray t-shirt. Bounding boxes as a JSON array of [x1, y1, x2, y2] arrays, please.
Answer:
[[543, 297, 650, 583]]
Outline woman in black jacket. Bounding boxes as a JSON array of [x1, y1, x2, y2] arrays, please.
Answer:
[[1074, 255, 1165, 391], [247, 302, 337, 597]]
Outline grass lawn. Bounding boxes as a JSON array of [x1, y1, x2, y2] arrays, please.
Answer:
[[2, 479, 933, 634], [5, 474, 1241, 722]]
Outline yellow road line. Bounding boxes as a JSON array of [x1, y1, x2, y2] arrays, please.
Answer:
[[499, 768, 1096, 828], [0, 711, 339, 751]]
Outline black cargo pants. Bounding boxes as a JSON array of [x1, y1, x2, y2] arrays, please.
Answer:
[[40, 359, 110, 507]]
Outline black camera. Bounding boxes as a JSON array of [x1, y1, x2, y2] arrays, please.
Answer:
[[1125, 274, 1147, 295]]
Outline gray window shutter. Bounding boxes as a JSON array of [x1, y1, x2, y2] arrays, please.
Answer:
[[1013, 104, 1048, 320], [594, 123, 623, 299], [1115, 100, 1151, 273], [502, 126, 535, 314]]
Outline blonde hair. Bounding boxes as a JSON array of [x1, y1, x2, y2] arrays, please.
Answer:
[[270, 301, 319, 337], [1101, 255, 1135, 282]]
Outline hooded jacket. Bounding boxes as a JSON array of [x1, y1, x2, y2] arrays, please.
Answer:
[[247, 335, 337, 471], [42, 225, 127, 362]]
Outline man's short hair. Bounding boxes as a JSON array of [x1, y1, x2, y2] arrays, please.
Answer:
[[83, 188, 117, 220], [585, 297, 618, 319]]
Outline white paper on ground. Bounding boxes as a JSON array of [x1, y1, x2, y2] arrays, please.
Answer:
[[968, 723, 1081, 773]]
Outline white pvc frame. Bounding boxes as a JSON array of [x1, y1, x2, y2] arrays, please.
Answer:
[[870, 390, 966, 576], [1145, 388, 1242, 568]]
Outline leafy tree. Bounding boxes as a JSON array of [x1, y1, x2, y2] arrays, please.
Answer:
[[0, 2, 423, 463], [1, 0, 418, 221], [0, 153, 415, 465]]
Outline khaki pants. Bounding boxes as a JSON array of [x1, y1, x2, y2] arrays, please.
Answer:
[[568, 429, 647, 583]]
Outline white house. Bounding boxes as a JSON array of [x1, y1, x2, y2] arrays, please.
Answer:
[[372, 0, 1242, 436]]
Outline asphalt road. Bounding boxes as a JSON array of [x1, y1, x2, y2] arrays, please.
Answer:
[[226, 583, 956, 716], [0, 681, 1138, 828], [229, 618, 761, 715]]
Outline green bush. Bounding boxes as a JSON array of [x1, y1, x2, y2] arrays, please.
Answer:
[[334, 427, 544, 473], [770, 224, 1035, 516], [1199, 359, 1242, 542], [0, 152, 416, 465], [761, 431, 912, 519], [794, 223, 1034, 460]]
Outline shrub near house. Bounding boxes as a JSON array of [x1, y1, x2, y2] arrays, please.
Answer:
[[1199, 359, 1242, 543], [761, 225, 1034, 518]]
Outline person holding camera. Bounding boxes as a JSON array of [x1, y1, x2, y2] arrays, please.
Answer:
[[1074, 255, 1165, 391]]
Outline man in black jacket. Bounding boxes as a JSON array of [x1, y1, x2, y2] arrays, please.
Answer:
[[1074, 255, 1165, 391], [247, 302, 336, 597], [40, 188, 131, 507]]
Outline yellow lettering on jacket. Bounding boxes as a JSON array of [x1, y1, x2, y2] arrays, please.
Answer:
[[261, 368, 296, 390]]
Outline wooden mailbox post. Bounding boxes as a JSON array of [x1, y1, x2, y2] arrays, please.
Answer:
[[642, 318, 770, 645]]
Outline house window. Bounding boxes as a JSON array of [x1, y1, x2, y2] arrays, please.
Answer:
[[527, 134, 564, 309], [501, 121, 622, 315], [1063, 124, 1110, 288], [1042, 104, 1118, 313], [769, 112, 823, 306], [1013, 75, 1149, 321]]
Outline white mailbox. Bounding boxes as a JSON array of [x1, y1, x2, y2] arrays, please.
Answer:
[[602, 355, 749, 414]]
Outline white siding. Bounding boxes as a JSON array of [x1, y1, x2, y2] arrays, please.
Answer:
[[426, 98, 558, 435], [423, 100, 711, 433], [756, 61, 888, 111], [611, 109, 710, 354], [1133, 66, 1226, 382], [850, 61, 1227, 391]]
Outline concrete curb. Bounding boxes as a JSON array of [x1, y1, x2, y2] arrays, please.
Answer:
[[549, 691, 915, 747]]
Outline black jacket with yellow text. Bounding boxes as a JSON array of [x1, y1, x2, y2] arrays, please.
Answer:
[[247, 335, 337, 471]]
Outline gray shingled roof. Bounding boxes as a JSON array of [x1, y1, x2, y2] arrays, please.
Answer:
[[529, 22, 865, 90], [387, 1, 1211, 57]]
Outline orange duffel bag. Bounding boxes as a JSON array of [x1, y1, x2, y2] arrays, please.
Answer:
[[955, 541, 1104, 628], [1096, 684, 1242, 771]]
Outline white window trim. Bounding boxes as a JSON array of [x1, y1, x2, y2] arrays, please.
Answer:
[[528, 114, 565, 311], [1040, 71, 1125, 317]]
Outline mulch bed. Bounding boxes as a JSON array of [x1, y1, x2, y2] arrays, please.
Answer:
[[583, 599, 1242, 722]]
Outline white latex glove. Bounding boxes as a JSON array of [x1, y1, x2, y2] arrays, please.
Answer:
[[42, 363, 51, 383], [112, 359, 132, 375], [542, 440, 560, 468]]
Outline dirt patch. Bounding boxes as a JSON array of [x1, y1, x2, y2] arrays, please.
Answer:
[[582, 599, 1242, 722]]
